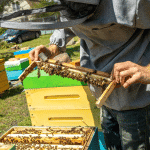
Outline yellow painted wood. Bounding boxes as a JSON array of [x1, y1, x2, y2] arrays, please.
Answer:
[[96, 80, 116, 108], [0, 80, 9, 89], [25, 86, 97, 109], [0, 83, 9, 94], [0, 60, 9, 93], [70, 59, 80, 66], [29, 109, 101, 129], [0, 71, 8, 83], [15, 54, 32, 64], [0, 58, 5, 71], [0, 64, 5, 71], [25, 86, 101, 130]]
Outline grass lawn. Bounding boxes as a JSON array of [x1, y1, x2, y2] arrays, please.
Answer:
[[0, 34, 80, 61], [0, 86, 31, 136], [0, 34, 80, 136]]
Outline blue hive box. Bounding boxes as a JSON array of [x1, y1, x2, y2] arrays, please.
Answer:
[[98, 131, 107, 150], [6, 69, 25, 80], [14, 47, 35, 64], [87, 127, 100, 150], [13, 47, 35, 55]]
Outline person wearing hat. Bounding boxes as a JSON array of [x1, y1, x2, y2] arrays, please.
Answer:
[[29, 0, 150, 149]]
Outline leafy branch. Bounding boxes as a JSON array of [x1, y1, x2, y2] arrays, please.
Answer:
[[0, 0, 14, 13]]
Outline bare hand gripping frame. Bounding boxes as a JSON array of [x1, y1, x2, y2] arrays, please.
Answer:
[[19, 55, 116, 108], [1, 0, 116, 107]]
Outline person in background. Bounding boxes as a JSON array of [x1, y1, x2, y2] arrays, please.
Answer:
[[29, 0, 150, 149]]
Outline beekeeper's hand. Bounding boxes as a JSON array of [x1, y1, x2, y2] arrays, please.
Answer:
[[111, 61, 150, 88], [29, 44, 59, 61]]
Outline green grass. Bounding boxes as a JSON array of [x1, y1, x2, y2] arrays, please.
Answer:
[[20, 34, 51, 48], [0, 34, 52, 61], [66, 38, 80, 61], [0, 34, 80, 61], [0, 86, 31, 136], [66, 45, 80, 61], [0, 34, 80, 137]]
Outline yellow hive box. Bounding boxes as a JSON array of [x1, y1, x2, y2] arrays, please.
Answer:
[[0, 71, 8, 83], [0, 81, 9, 94], [0, 59, 9, 94], [0, 59, 5, 71], [30, 109, 101, 129], [25, 86, 101, 130], [15, 54, 32, 64], [25, 86, 97, 109]]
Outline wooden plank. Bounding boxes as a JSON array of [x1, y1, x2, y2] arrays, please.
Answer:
[[0, 127, 14, 141], [18, 61, 37, 81], [69, 59, 80, 66], [3, 136, 84, 145], [83, 128, 94, 150], [96, 80, 116, 108]]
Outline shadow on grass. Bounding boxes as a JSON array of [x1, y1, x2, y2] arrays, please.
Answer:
[[0, 86, 24, 100], [66, 45, 80, 58], [0, 114, 5, 117]]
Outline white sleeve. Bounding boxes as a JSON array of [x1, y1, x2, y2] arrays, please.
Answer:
[[50, 28, 76, 52]]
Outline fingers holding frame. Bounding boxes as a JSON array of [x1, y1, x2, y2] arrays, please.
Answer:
[[112, 61, 142, 88]]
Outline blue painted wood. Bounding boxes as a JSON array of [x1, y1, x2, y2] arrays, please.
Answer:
[[6, 69, 25, 80], [87, 129, 107, 150], [88, 127, 100, 150], [98, 131, 107, 150], [13, 48, 35, 55]]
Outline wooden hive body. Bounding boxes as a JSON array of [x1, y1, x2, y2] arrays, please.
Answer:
[[23, 69, 101, 130], [0, 59, 9, 94], [14, 48, 34, 64], [0, 126, 100, 150]]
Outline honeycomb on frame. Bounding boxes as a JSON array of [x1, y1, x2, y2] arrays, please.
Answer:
[[0, 126, 99, 150]]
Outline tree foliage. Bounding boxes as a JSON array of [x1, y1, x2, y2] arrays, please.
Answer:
[[0, 0, 60, 23], [0, 0, 15, 33], [31, 0, 59, 18], [0, 0, 14, 13], [0, 28, 7, 35]]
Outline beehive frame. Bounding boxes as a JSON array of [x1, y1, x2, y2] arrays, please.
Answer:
[[0, 126, 98, 150]]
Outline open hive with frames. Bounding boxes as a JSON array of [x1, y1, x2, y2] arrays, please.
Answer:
[[0, 126, 99, 150]]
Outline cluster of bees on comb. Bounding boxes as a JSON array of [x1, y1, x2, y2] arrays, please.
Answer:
[[0, 127, 93, 150], [36, 61, 111, 88]]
